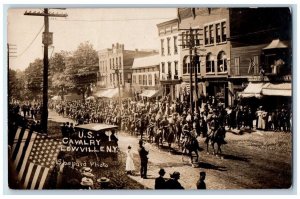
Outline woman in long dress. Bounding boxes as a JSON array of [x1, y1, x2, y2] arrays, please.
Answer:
[[126, 145, 135, 175]]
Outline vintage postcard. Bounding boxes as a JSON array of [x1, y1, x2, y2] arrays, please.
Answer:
[[7, 7, 292, 190]]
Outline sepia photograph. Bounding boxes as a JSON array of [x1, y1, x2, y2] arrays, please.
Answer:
[[6, 7, 293, 191]]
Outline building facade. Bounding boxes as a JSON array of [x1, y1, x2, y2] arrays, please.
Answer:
[[157, 19, 181, 101], [176, 7, 292, 108], [178, 8, 231, 106], [131, 54, 161, 99], [98, 43, 158, 91]]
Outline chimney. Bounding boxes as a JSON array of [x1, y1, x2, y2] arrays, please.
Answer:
[[121, 44, 124, 50], [112, 44, 115, 48], [116, 43, 119, 49], [135, 48, 138, 52]]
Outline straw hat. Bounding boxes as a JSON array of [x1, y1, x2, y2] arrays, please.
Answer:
[[82, 172, 95, 178], [80, 177, 93, 186], [97, 177, 110, 183], [82, 167, 92, 173]]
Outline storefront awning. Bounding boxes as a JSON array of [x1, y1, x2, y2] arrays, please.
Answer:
[[263, 39, 288, 50], [140, 89, 162, 98], [239, 82, 264, 98], [262, 83, 291, 97]]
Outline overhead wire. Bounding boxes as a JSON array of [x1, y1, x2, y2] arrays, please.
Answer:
[[18, 24, 45, 57]]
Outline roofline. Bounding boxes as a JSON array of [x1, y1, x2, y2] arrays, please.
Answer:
[[156, 18, 179, 27]]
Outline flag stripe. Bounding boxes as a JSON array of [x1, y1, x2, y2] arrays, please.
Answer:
[[16, 129, 34, 171], [12, 127, 23, 158], [30, 165, 41, 189], [34, 166, 45, 189], [23, 162, 34, 189], [26, 164, 38, 189], [13, 129, 29, 169], [38, 168, 49, 190], [18, 132, 37, 180], [20, 162, 30, 185]]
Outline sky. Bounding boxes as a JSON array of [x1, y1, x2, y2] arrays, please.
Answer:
[[7, 8, 177, 71]]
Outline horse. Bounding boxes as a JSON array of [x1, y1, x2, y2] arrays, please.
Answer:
[[146, 124, 156, 143], [166, 124, 176, 152], [205, 126, 227, 156], [154, 127, 163, 148], [181, 132, 201, 163]]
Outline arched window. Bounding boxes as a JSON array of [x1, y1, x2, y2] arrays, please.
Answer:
[[183, 55, 190, 74], [217, 51, 227, 72], [206, 53, 215, 73]]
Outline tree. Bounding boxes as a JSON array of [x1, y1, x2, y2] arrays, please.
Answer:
[[24, 58, 43, 99], [71, 41, 99, 73], [8, 68, 23, 101]]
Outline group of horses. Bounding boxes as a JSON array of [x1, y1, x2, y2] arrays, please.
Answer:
[[123, 115, 227, 163]]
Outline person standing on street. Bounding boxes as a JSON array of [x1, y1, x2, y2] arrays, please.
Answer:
[[155, 168, 166, 189], [138, 139, 149, 179], [196, 171, 207, 189], [125, 145, 135, 175], [165, 171, 184, 189]]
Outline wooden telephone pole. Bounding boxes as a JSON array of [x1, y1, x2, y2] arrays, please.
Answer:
[[179, 27, 203, 122], [24, 9, 67, 133]]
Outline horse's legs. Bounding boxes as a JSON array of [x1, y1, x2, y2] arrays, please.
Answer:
[[212, 142, 216, 155], [195, 150, 199, 162]]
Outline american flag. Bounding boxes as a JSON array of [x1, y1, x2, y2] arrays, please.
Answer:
[[10, 127, 61, 189]]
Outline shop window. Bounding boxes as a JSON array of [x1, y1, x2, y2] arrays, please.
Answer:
[[206, 53, 215, 73], [217, 51, 227, 72]]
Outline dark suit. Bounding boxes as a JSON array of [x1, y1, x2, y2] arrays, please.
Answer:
[[196, 179, 206, 189], [138, 146, 148, 178], [155, 176, 166, 189]]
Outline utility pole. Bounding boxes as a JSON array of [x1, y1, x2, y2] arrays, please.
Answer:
[[8, 43, 17, 103], [25, 9, 67, 134], [179, 27, 203, 122], [114, 65, 122, 113]]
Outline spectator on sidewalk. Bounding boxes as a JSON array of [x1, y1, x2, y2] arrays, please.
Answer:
[[155, 168, 166, 189], [196, 171, 206, 189], [138, 140, 149, 179], [125, 145, 135, 175], [165, 171, 184, 189]]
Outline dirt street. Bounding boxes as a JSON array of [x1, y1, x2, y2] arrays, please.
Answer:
[[48, 111, 292, 190]]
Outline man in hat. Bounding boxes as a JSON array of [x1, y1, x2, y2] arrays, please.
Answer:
[[138, 140, 149, 179], [155, 168, 166, 189], [196, 171, 206, 189], [165, 171, 184, 189]]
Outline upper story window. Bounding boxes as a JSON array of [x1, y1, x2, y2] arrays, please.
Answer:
[[139, 75, 142, 85], [161, 39, 165, 56], [174, 61, 179, 79], [148, 74, 152, 86], [206, 53, 215, 73], [204, 26, 209, 45], [221, 22, 227, 42], [161, 62, 165, 73], [167, 38, 171, 55], [167, 62, 172, 79], [119, 56, 122, 66], [209, 25, 214, 44], [217, 51, 227, 72], [174, 36, 178, 54], [234, 57, 240, 76], [143, 74, 147, 85], [204, 24, 215, 45], [183, 56, 190, 74], [133, 75, 136, 84], [216, 21, 227, 44]]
